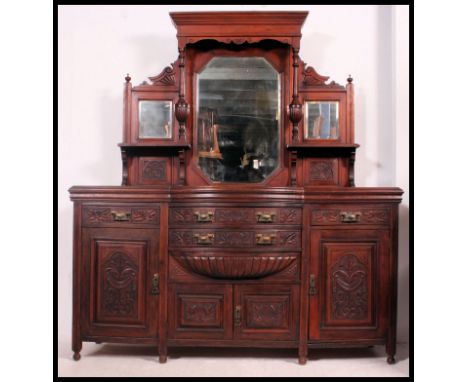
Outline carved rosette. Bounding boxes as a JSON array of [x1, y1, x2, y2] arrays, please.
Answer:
[[101, 252, 138, 317], [331, 254, 368, 320], [142, 160, 166, 180], [310, 161, 335, 181]]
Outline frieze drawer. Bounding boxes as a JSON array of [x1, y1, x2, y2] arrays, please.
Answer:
[[169, 229, 301, 249], [310, 205, 390, 226], [169, 207, 302, 225], [82, 205, 160, 227]]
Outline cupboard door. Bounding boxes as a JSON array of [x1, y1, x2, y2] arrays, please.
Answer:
[[82, 228, 159, 339], [309, 229, 390, 340], [168, 284, 233, 340], [234, 285, 299, 341]]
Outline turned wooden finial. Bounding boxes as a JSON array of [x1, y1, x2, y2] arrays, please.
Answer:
[[125, 73, 131, 83], [347, 75, 353, 83]]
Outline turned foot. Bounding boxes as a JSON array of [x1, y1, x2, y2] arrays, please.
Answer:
[[159, 355, 167, 363], [73, 352, 81, 361], [299, 356, 307, 365], [387, 355, 395, 364]]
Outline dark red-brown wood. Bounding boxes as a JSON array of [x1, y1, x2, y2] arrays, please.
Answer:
[[69, 11, 403, 366]]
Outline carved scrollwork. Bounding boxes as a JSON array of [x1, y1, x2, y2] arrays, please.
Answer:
[[249, 302, 284, 328], [147, 63, 176, 86], [331, 254, 368, 320], [301, 61, 344, 88], [101, 252, 138, 317]]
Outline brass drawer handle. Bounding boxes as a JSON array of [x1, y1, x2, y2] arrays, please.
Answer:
[[194, 211, 214, 222], [256, 212, 276, 223], [234, 305, 242, 326], [151, 273, 159, 295], [309, 274, 317, 296], [340, 212, 361, 223], [193, 233, 214, 245], [255, 233, 276, 245], [111, 210, 131, 221]]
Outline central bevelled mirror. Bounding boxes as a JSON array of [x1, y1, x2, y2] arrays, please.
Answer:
[[196, 57, 280, 183]]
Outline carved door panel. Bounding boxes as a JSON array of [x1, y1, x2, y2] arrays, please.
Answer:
[[168, 283, 233, 339], [233, 285, 299, 341], [81, 228, 159, 339], [309, 229, 390, 340]]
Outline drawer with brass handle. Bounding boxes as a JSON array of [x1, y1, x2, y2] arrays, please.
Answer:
[[169, 207, 302, 225], [169, 229, 301, 249], [83, 204, 160, 226], [310, 205, 390, 226]]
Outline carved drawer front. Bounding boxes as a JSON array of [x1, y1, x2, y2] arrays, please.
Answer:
[[168, 284, 233, 340], [234, 285, 299, 340], [169, 251, 299, 281], [169, 207, 302, 225], [81, 228, 159, 339], [310, 205, 390, 226], [83, 204, 160, 227], [169, 229, 301, 249]]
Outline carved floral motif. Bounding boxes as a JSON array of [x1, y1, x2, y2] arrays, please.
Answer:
[[101, 252, 138, 317], [142, 160, 166, 180], [310, 161, 335, 181], [331, 254, 368, 320], [183, 301, 217, 324], [84, 207, 159, 224], [248, 302, 284, 328]]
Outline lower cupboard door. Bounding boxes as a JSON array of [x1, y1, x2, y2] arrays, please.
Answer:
[[168, 283, 233, 339], [309, 229, 390, 340], [81, 228, 159, 339], [234, 284, 299, 341]]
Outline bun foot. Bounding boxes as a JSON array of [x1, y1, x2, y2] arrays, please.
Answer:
[[159, 355, 167, 363], [73, 352, 81, 361], [299, 356, 307, 365], [387, 355, 395, 364]]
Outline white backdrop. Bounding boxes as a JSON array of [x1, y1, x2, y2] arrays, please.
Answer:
[[58, 4, 409, 344]]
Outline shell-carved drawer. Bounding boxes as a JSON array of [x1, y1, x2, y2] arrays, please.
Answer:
[[169, 207, 302, 225], [83, 205, 160, 227], [169, 229, 301, 249], [169, 251, 300, 281], [310, 205, 390, 226]]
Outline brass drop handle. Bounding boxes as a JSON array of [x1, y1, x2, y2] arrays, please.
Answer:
[[256, 212, 276, 223], [256, 233, 276, 245], [111, 210, 131, 221], [194, 211, 214, 222], [193, 233, 215, 245], [234, 305, 242, 326], [309, 274, 317, 296], [340, 211, 361, 223], [151, 273, 160, 295]]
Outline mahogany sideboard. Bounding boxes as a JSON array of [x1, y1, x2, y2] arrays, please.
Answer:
[[69, 11, 403, 365]]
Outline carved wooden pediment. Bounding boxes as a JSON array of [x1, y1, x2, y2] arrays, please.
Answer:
[[300, 60, 344, 88]]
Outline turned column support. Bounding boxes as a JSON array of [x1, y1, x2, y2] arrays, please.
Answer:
[[175, 47, 189, 142], [289, 48, 302, 142]]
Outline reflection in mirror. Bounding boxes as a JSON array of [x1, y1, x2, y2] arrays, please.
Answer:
[[304, 101, 339, 139], [139, 100, 172, 139], [197, 57, 280, 183]]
